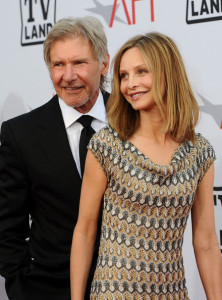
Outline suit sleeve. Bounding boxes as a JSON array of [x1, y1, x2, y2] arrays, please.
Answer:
[[0, 121, 30, 278]]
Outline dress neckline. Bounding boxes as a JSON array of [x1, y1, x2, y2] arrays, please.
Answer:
[[105, 125, 196, 176], [121, 138, 190, 176], [126, 139, 185, 168]]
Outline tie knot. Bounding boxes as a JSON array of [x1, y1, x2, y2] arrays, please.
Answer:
[[77, 115, 94, 128]]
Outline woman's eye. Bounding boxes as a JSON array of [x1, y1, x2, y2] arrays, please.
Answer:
[[120, 73, 127, 79], [138, 68, 148, 74]]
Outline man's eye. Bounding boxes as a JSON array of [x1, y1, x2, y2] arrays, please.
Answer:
[[76, 61, 85, 65]]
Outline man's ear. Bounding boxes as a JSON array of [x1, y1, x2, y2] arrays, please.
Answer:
[[101, 53, 110, 76]]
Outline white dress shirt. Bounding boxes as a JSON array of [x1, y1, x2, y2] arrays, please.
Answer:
[[59, 91, 108, 177]]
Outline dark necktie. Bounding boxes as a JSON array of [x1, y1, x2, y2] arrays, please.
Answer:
[[77, 115, 95, 176]]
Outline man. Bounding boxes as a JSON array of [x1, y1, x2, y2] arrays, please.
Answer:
[[0, 16, 110, 300]]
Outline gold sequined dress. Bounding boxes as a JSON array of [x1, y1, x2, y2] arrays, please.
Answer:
[[88, 126, 215, 300]]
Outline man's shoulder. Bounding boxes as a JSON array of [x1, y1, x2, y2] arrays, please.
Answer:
[[4, 95, 58, 127]]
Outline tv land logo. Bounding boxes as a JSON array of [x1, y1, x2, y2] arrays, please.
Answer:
[[186, 0, 222, 24], [86, 0, 155, 27], [20, 0, 56, 46], [220, 230, 222, 253], [214, 187, 222, 253], [199, 94, 222, 129], [214, 187, 222, 207]]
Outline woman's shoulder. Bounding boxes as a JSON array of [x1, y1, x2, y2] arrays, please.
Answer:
[[89, 125, 122, 158], [194, 132, 216, 159], [92, 125, 119, 141], [195, 133, 214, 148]]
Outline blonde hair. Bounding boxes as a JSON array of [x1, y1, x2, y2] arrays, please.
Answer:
[[43, 16, 108, 91], [107, 32, 199, 142]]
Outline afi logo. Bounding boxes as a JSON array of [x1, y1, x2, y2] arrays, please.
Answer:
[[110, 0, 154, 27], [186, 0, 222, 24], [20, 0, 56, 46], [86, 0, 154, 28]]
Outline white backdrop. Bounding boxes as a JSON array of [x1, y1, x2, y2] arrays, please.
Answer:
[[0, 1, 222, 299]]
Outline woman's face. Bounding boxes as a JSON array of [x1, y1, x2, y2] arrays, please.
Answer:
[[119, 47, 156, 112]]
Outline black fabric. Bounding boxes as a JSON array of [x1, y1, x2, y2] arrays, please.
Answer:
[[78, 115, 95, 176], [0, 92, 110, 300]]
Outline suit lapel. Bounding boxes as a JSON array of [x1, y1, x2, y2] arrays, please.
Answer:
[[102, 90, 110, 106], [33, 95, 81, 188], [32, 92, 109, 188]]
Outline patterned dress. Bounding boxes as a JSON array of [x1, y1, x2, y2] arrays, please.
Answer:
[[88, 126, 215, 300]]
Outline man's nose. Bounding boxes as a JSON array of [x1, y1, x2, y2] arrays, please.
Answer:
[[63, 65, 78, 81]]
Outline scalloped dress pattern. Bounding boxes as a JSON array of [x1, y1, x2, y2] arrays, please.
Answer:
[[88, 126, 215, 300]]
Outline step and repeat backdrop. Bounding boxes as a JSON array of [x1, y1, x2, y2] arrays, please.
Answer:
[[0, 1, 221, 299]]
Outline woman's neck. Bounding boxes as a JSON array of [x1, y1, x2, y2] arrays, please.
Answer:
[[135, 110, 167, 145]]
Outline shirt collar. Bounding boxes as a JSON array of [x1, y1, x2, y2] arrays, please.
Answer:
[[58, 90, 107, 129]]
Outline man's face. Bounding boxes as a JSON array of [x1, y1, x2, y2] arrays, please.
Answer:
[[49, 37, 109, 113]]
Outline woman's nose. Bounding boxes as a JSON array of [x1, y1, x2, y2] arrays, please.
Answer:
[[128, 74, 138, 88]]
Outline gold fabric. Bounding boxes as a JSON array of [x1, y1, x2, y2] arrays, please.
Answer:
[[88, 126, 215, 300]]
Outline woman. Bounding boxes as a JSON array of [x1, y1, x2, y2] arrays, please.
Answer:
[[70, 32, 222, 299]]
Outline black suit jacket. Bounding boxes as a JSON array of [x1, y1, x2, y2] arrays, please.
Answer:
[[0, 93, 109, 300]]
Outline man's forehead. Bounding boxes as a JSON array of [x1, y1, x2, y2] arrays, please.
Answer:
[[50, 35, 95, 57]]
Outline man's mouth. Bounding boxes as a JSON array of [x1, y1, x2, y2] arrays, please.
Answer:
[[62, 86, 84, 92], [63, 86, 83, 90]]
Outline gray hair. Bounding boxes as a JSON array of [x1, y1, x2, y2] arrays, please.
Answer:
[[43, 16, 108, 90]]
